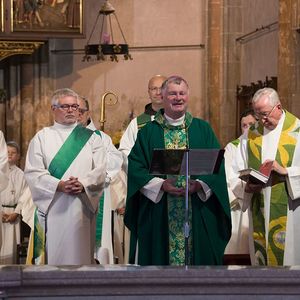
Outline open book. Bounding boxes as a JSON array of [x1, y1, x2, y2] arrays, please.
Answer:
[[239, 161, 273, 185]]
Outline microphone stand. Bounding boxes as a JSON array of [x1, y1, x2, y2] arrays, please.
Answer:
[[184, 148, 190, 267]]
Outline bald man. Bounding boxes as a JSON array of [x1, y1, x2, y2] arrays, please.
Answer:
[[119, 75, 167, 171]]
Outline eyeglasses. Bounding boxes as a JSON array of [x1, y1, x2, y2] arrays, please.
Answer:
[[149, 87, 162, 92], [78, 108, 89, 114], [54, 104, 79, 111], [254, 104, 278, 120]]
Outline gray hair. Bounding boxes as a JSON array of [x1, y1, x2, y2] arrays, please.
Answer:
[[161, 75, 189, 97], [252, 87, 280, 106], [7, 141, 20, 153], [51, 88, 79, 106], [78, 95, 90, 111]]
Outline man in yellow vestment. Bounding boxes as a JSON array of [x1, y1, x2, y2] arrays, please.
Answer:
[[231, 87, 300, 266]]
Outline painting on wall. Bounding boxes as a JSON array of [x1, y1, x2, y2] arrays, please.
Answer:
[[11, 0, 83, 35]]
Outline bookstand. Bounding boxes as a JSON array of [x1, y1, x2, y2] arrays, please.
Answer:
[[150, 148, 224, 266]]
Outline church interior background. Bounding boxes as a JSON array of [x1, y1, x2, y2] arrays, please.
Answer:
[[1, 0, 299, 168], [1, 0, 300, 298]]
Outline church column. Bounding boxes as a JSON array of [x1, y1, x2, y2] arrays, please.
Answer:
[[207, 0, 222, 141], [278, 0, 300, 112], [20, 55, 36, 167], [4, 44, 52, 167], [207, 0, 242, 146]]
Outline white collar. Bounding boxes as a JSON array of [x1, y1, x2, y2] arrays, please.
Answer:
[[53, 121, 77, 130], [164, 113, 185, 126]]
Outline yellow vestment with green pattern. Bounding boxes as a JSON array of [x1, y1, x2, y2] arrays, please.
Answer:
[[233, 111, 300, 266]]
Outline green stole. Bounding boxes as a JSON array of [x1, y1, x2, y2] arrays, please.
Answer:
[[137, 113, 152, 130], [230, 137, 240, 147], [155, 112, 193, 265], [248, 111, 299, 265], [32, 125, 93, 264], [94, 130, 105, 248]]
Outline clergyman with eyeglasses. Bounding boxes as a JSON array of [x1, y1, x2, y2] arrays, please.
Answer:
[[24, 88, 107, 265], [231, 87, 300, 266]]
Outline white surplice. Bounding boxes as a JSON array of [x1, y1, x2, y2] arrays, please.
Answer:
[[110, 169, 129, 264], [118, 118, 139, 172], [224, 139, 249, 255], [0, 131, 8, 192], [24, 122, 107, 265], [0, 165, 27, 264], [231, 111, 300, 265], [0, 130, 9, 250], [119, 116, 155, 172], [87, 121, 123, 264]]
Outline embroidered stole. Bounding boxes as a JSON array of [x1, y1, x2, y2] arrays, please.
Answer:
[[155, 112, 193, 265], [248, 111, 299, 265], [137, 113, 152, 130], [94, 130, 105, 248]]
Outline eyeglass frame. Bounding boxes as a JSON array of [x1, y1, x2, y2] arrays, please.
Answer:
[[254, 104, 279, 120], [78, 108, 89, 114], [52, 104, 80, 111]]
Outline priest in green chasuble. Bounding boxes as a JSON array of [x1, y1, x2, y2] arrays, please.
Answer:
[[124, 76, 231, 266]]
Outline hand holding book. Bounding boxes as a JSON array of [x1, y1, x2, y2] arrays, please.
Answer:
[[239, 160, 286, 188]]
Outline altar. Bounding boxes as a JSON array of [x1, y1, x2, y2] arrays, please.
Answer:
[[1, 265, 300, 299]]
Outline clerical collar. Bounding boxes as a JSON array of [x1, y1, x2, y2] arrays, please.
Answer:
[[53, 121, 78, 130], [164, 113, 185, 126]]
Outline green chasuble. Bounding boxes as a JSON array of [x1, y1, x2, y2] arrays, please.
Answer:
[[124, 110, 231, 265]]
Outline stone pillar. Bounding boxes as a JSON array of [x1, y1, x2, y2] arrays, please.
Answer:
[[207, 0, 223, 142], [4, 44, 52, 167], [278, 0, 300, 114], [207, 0, 242, 146], [20, 56, 35, 167]]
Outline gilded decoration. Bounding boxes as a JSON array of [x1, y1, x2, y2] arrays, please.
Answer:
[[0, 41, 44, 61]]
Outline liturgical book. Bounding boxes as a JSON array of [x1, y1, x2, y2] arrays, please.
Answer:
[[239, 160, 273, 185]]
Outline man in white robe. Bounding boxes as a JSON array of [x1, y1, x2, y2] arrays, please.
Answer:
[[224, 110, 256, 257], [0, 130, 9, 249], [0, 141, 28, 264], [24, 88, 107, 265], [77, 96, 122, 264], [231, 87, 300, 266], [0, 131, 8, 192]]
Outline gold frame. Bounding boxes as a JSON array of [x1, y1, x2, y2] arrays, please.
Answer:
[[0, 40, 44, 61], [10, 0, 83, 37], [0, 0, 3, 32]]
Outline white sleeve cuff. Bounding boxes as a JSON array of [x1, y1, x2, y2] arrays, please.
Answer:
[[140, 177, 165, 203], [196, 180, 212, 202], [241, 191, 252, 212], [286, 167, 300, 200]]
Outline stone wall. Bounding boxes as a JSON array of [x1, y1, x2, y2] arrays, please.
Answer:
[[1, 0, 299, 157], [51, 0, 207, 140]]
